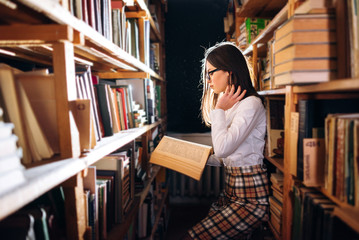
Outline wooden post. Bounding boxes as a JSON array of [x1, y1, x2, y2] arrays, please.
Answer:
[[142, 131, 150, 174], [283, 85, 295, 240], [52, 41, 80, 159], [138, 17, 146, 63], [252, 43, 258, 90], [62, 172, 87, 240]]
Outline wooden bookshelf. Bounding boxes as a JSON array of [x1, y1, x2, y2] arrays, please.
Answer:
[[0, 0, 168, 239], [226, 1, 359, 239]]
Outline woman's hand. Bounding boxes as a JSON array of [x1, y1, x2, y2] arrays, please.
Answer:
[[215, 85, 247, 111]]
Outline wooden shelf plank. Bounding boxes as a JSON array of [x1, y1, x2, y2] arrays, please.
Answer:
[[259, 88, 287, 96], [237, 0, 287, 18], [0, 24, 74, 44], [0, 157, 86, 220], [293, 78, 359, 93], [0, 121, 161, 221], [97, 71, 150, 79], [136, 165, 161, 206], [333, 207, 359, 233], [265, 156, 284, 172]]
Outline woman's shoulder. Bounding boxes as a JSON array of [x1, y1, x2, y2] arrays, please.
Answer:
[[240, 95, 264, 109]]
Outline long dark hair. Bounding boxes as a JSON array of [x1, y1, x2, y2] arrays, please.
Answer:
[[200, 42, 262, 126]]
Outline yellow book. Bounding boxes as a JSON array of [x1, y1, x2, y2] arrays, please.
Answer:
[[149, 136, 213, 181]]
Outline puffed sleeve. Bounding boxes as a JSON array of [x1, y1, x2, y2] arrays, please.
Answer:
[[210, 97, 264, 158], [206, 154, 223, 166]]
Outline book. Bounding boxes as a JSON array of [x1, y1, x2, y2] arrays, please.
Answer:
[[354, 119, 359, 207], [274, 69, 336, 86], [0, 65, 32, 164], [294, 0, 335, 14], [347, 0, 359, 78], [303, 138, 325, 186], [83, 166, 99, 240], [92, 154, 129, 223], [274, 13, 336, 41], [95, 84, 113, 137], [149, 136, 213, 181], [15, 73, 59, 154], [0, 148, 24, 174], [274, 30, 337, 53], [274, 43, 337, 66], [273, 58, 337, 76]]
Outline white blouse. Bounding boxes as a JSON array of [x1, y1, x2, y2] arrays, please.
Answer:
[[207, 96, 267, 167]]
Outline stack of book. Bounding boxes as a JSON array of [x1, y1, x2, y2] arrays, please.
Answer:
[[273, 12, 337, 86], [0, 107, 26, 194], [269, 171, 283, 236], [259, 39, 275, 90]]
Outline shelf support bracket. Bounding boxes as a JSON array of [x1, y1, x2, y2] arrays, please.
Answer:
[[52, 41, 81, 158]]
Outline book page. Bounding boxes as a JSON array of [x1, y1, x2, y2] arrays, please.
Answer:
[[156, 136, 211, 163]]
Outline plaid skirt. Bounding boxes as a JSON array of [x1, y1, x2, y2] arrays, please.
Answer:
[[188, 164, 269, 240]]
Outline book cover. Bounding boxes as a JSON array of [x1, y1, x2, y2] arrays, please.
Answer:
[[95, 84, 113, 137], [303, 138, 325, 187], [274, 43, 337, 66], [274, 13, 336, 41], [274, 69, 337, 86], [0, 66, 32, 164], [274, 30, 336, 53], [149, 136, 213, 181]]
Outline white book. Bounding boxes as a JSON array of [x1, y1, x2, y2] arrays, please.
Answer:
[[0, 122, 14, 139], [0, 135, 18, 158]]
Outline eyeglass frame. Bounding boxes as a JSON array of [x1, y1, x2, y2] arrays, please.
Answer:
[[206, 68, 220, 81]]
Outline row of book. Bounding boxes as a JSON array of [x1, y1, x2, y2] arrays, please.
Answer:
[[68, 0, 159, 72], [88, 147, 132, 239], [269, 171, 283, 236], [324, 113, 359, 206], [291, 99, 359, 206], [265, 96, 359, 207], [0, 63, 159, 164], [292, 186, 359, 240]]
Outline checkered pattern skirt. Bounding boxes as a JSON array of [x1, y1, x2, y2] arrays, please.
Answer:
[[188, 164, 269, 240]]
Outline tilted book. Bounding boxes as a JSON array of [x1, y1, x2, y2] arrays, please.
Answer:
[[149, 136, 213, 181]]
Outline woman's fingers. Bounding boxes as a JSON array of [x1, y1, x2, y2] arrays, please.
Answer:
[[237, 89, 247, 101]]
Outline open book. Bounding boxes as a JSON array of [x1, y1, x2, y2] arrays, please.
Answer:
[[149, 136, 213, 180]]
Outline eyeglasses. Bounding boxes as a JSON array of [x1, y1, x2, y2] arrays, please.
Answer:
[[206, 68, 220, 81]]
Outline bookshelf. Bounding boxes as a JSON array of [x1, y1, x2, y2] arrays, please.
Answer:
[[0, 0, 168, 239], [226, 0, 359, 240]]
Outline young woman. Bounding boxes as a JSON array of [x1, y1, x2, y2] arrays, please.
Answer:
[[185, 42, 269, 239]]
